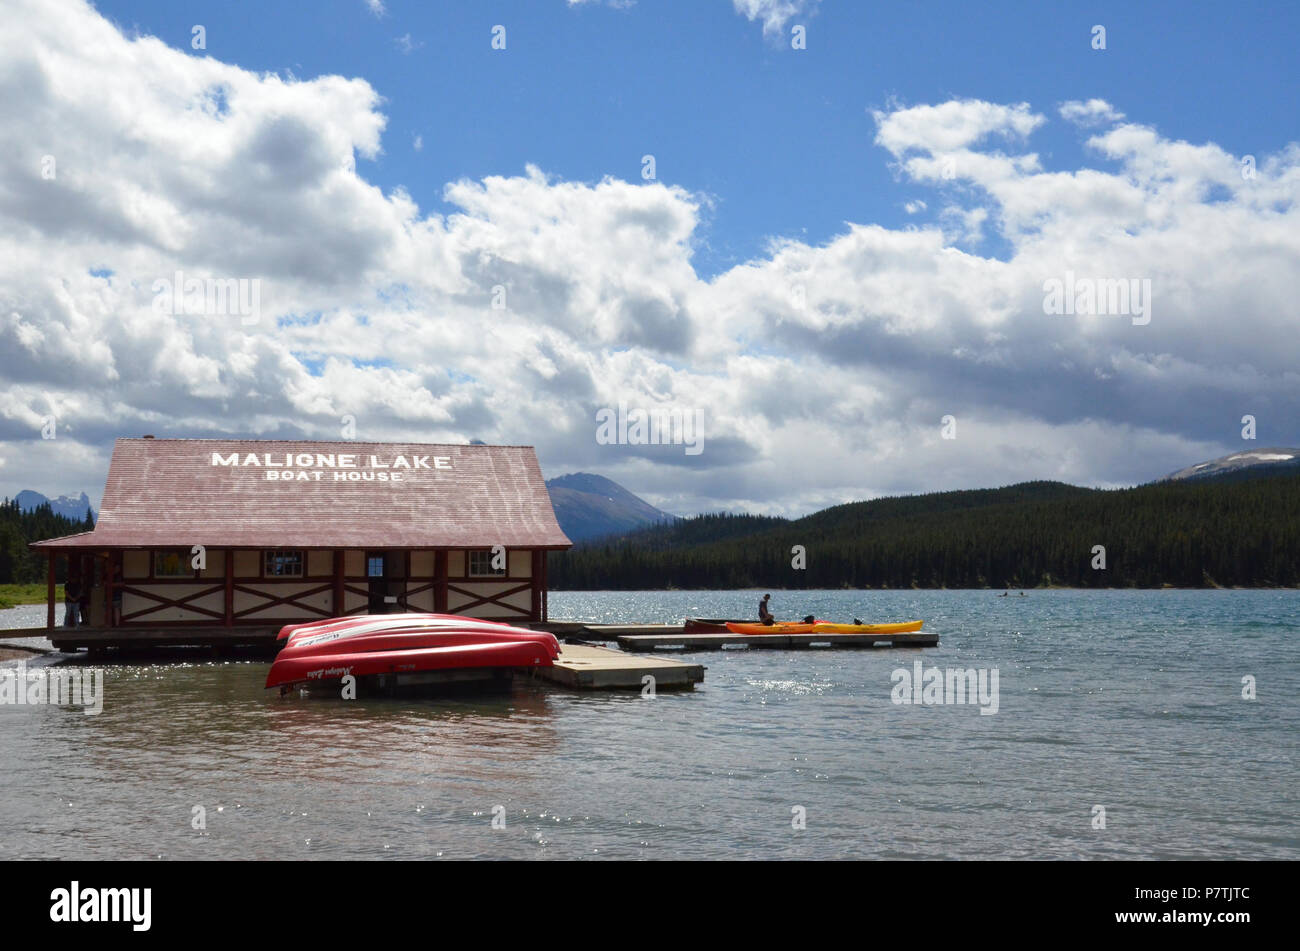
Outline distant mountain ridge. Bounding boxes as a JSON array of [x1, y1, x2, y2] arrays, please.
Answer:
[[1162, 448, 1300, 483], [14, 489, 94, 522], [545, 472, 678, 543], [548, 474, 1300, 589]]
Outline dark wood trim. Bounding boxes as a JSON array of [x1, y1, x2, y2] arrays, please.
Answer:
[[44, 543, 567, 626], [333, 550, 344, 616], [125, 573, 337, 584], [435, 551, 448, 613], [405, 581, 436, 599], [225, 550, 234, 627], [341, 580, 369, 616], [121, 583, 227, 623], [47, 553, 55, 629], [231, 582, 333, 621], [531, 550, 542, 621], [445, 580, 532, 616], [105, 550, 115, 629], [136, 548, 318, 583]]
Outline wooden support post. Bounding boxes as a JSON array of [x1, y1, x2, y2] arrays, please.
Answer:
[[47, 553, 56, 629], [434, 551, 448, 613], [333, 550, 344, 617], [225, 549, 234, 627], [542, 550, 549, 621], [531, 550, 542, 621], [402, 549, 410, 611], [105, 550, 115, 628]]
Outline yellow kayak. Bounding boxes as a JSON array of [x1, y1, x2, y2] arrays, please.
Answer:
[[812, 620, 924, 634], [726, 622, 818, 634], [725, 620, 924, 635]]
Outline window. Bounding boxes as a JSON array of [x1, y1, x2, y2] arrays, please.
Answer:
[[468, 549, 506, 577], [153, 549, 193, 578], [367, 556, 385, 578], [264, 549, 305, 578]]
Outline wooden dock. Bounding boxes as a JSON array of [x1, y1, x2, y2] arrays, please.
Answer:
[[35, 626, 282, 652], [0, 627, 55, 641], [531, 622, 682, 638], [1, 625, 706, 692], [539, 643, 704, 690], [5, 619, 938, 656], [3, 619, 933, 690], [616, 630, 938, 652]]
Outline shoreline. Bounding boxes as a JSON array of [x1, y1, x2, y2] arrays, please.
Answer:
[[0, 583, 65, 610], [550, 584, 1300, 592]]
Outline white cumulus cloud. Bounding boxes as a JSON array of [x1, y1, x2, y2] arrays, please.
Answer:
[[732, 0, 820, 38], [1, 2, 1297, 518]]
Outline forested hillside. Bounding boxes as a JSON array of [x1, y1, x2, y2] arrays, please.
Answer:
[[0, 499, 92, 583], [548, 476, 1300, 589]]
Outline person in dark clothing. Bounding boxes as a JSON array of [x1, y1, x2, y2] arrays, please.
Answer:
[[77, 573, 91, 627], [64, 576, 82, 628], [758, 593, 775, 625]]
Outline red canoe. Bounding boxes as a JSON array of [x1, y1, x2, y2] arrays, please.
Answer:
[[683, 617, 750, 633], [266, 614, 560, 690], [277, 612, 514, 642]]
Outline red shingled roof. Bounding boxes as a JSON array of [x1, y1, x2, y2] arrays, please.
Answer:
[[32, 438, 572, 550]]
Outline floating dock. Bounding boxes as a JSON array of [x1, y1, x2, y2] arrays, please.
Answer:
[[537, 643, 704, 690], [531, 623, 682, 638], [616, 629, 938, 652], [31, 626, 282, 652], [2, 619, 935, 691], [15, 621, 938, 654]]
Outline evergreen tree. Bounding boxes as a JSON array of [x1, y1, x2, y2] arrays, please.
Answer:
[[0, 499, 88, 583]]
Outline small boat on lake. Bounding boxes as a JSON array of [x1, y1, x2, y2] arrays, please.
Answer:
[[683, 617, 750, 633], [266, 613, 560, 692]]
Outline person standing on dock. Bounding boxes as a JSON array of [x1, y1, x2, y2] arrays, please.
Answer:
[[78, 571, 92, 627], [759, 593, 775, 626], [64, 574, 82, 628]]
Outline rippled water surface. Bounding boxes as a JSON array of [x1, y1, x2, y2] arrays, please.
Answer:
[[1, 590, 1296, 859]]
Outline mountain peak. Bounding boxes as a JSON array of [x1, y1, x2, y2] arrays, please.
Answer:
[[14, 489, 95, 521], [1162, 448, 1300, 482], [545, 472, 678, 542], [548, 472, 627, 495]]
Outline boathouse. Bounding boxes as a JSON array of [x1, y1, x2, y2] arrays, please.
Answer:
[[30, 438, 571, 631]]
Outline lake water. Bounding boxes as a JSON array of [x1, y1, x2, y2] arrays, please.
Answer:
[[1, 590, 1296, 859]]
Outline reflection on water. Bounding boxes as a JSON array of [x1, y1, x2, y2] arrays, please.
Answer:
[[1, 590, 1298, 859]]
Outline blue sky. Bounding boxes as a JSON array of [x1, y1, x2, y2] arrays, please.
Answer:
[[95, 0, 1299, 276], [2, 0, 1299, 514]]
